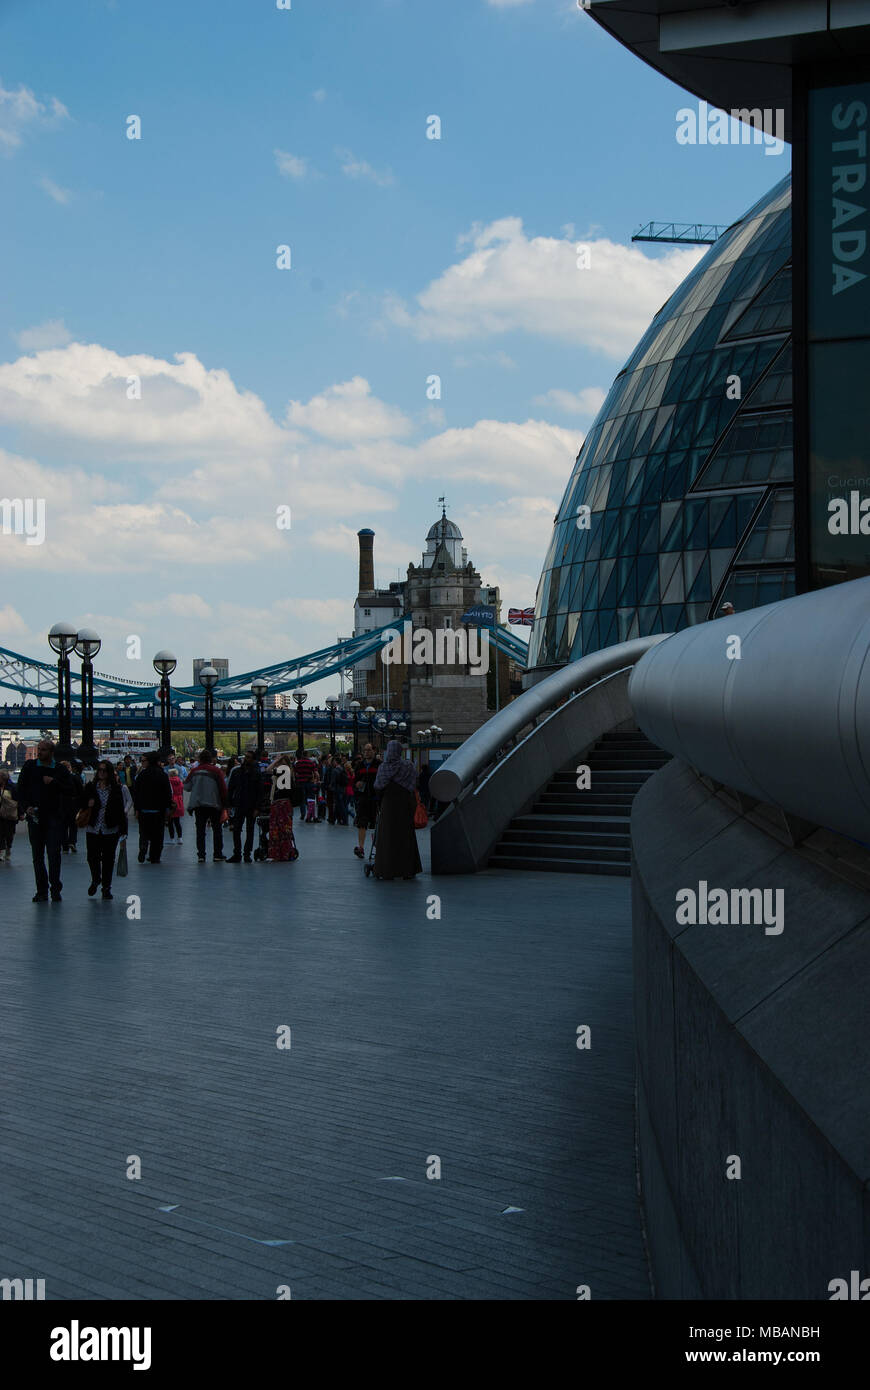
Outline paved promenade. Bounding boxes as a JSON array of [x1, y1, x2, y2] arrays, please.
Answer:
[[0, 817, 649, 1300]]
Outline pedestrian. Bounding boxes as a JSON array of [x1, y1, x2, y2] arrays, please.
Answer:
[[0, 766, 19, 862], [185, 748, 228, 862], [267, 754, 298, 862], [166, 765, 185, 845], [81, 760, 128, 900], [293, 747, 318, 822], [305, 768, 319, 823], [60, 758, 83, 855], [344, 758, 357, 821], [317, 755, 329, 820], [227, 748, 262, 862], [352, 744, 380, 859], [133, 751, 173, 864], [372, 739, 422, 881], [12, 738, 76, 902], [332, 757, 349, 826]]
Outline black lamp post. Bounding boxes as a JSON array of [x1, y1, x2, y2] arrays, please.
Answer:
[[398, 720, 407, 745], [252, 678, 268, 753], [365, 705, 376, 747], [199, 664, 218, 752], [48, 621, 78, 752], [325, 696, 339, 755], [75, 628, 102, 765], [292, 690, 308, 754], [153, 649, 177, 755], [349, 699, 361, 756], [377, 715, 387, 750]]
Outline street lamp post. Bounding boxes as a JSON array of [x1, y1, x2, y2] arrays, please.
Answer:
[[398, 720, 407, 744], [377, 715, 387, 749], [48, 621, 78, 753], [292, 690, 308, 754], [153, 649, 177, 755], [349, 699, 361, 756], [75, 628, 102, 765], [365, 705, 376, 747], [198, 664, 219, 752], [251, 678, 268, 754], [325, 696, 339, 755]]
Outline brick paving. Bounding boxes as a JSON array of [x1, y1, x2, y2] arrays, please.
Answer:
[[0, 816, 649, 1300]]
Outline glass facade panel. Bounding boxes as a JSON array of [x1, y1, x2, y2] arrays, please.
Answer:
[[529, 176, 796, 672]]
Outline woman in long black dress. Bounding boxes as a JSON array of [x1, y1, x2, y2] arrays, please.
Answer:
[[373, 740, 422, 881]]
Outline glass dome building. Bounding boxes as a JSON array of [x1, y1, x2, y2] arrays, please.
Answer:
[[527, 175, 793, 674]]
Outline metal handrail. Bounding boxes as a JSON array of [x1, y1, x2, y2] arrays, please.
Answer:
[[429, 635, 671, 803]]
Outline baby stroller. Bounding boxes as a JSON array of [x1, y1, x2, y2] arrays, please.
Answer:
[[252, 779, 274, 862], [253, 813, 271, 862]]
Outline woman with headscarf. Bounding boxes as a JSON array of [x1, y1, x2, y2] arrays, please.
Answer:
[[267, 753, 298, 862], [372, 740, 421, 881]]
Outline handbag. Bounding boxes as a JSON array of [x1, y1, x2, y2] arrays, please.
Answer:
[[413, 791, 428, 829], [117, 839, 128, 877], [75, 807, 91, 828], [0, 791, 18, 820]]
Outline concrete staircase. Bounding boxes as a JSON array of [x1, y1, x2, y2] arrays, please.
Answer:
[[489, 730, 671, 876]]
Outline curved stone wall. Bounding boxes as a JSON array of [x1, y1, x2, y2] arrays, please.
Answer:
[[632, 757, 870, 1299]]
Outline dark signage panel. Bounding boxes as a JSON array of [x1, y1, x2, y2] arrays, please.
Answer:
[[807, 81, 870, 587], [808, 83, 870, 340]]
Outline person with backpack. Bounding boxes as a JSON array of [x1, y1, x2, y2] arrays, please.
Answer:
[[185, 749, 228, 862]]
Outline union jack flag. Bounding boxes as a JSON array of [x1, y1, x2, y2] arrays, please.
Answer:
[[508, 607, 535, 626]]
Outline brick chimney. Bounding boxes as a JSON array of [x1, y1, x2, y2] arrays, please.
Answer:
[[357, 528, 375, 592]]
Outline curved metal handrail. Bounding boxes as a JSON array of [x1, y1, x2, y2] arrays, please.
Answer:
[[429, 635, 672, 803], [629, 575, 870, 845]]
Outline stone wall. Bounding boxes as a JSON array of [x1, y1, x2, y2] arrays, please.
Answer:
[[632, 757, 870, 1299]]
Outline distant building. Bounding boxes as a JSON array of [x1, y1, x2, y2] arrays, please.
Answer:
[[192, 657, 230, 686], [351, 510, 507, 743]]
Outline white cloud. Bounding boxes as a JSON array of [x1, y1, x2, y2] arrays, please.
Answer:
[[534, 385, 606, 417], [0, 604, 28, 635], [39, 176, 72, 204], [133, 593, 214, 621], [385, 216, 704, 356], [0, 79, 68, 153], [413, 417, 580, 490], [312, 88, 327, 103], [275, 149, 312, 180], [0, 343, 292, 461], [453, 350, 517, 370], [336, 147, 395, 188], [13, 319, 72, 350], [286, 376, 411, 443]]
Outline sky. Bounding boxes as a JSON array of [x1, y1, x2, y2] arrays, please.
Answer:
[[0, 0, 790, 700]]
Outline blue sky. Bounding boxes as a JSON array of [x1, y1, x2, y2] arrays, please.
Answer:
[[0, 0, 789, 697]]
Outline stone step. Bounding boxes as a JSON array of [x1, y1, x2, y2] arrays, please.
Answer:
[[489, 853, 632, 877]]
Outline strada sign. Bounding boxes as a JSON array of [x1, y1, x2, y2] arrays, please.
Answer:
[[807, 81, 870, 588]]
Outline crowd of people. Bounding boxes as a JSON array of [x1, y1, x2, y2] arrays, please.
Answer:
[[2, 737, 430, 903]]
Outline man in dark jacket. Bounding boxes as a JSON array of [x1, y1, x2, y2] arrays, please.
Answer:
[[226, 748, 262, 862], [132, 752, 174, 864], [13, 739, 76, 902]]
